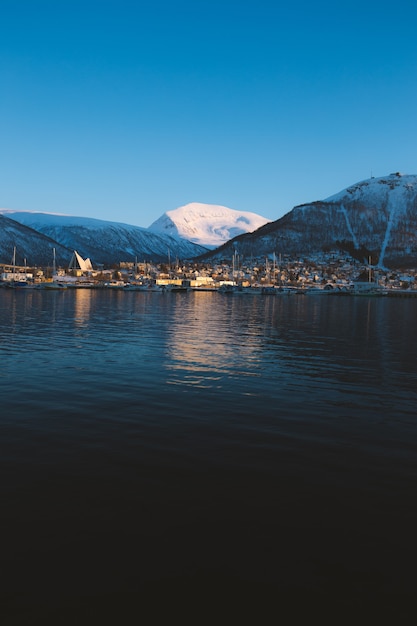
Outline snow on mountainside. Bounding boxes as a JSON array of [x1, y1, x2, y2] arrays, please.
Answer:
[[0, 210, 208, 265], [4, 174, 417, 269], [0, 213, 71, 266], [148, 203, 271, 248], [203, 173, 417, 268]]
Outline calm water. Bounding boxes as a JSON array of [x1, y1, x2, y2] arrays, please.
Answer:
[[1, 289, 417, 609]]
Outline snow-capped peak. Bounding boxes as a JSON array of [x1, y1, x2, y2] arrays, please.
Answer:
[[0, 208, 208, 265], [148, 202, 271, 248], [325, 172, 416, 204]]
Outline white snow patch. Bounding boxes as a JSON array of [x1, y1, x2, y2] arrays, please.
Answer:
[[339, 204, 360, 249], [148, 202, 270, 247]]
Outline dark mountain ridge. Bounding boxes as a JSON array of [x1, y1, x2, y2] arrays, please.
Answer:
[[201, 173, 417, 268], [0, 214, 71, 266], [0, 212, 207, 266]]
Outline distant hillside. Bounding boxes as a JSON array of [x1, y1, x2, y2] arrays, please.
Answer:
[[0, 211, 208, 265], [148, 202, 270, 248], [0, 213, 71, 266], [201, 173, 417, 268]]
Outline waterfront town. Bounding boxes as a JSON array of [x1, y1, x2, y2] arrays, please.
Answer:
[[1, 248, 417, 296]]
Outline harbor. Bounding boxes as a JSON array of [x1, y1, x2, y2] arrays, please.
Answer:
[[2, 245, 417, 297]]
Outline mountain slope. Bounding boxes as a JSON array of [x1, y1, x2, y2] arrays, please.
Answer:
[[148, 202, 270, 248], [0, 211, 208, 265], [202, 173, 417, 268], [0, 213, 71, 266]]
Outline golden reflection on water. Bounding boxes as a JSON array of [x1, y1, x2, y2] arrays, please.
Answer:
[[73, 289, 92, 328], [165, 293, 231, 376], [164, 292, 270, 388]]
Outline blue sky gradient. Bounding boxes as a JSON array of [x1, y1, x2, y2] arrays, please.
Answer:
[[1, 0, 417, 226]]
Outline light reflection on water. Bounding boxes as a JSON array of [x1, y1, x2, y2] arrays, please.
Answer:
[[1, 288, 417, 599], [1, 288, 417, 419]]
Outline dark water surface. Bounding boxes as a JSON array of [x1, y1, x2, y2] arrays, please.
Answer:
[[1, 289, 417, 616]]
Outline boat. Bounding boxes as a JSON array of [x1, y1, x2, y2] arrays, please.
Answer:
[[219, 284, 276, 295], [162, 279, 191, 293], [306, 284, 336, 295], [123, 280, 166, 292], [230, 286, 264, 295], [218, 283, 239, 294], [41, 281, 67, 290], [3, 248, 34, 288], [5, 280, 31, 289], [39, 249, 67, 289], [164, 283, 189, 293]]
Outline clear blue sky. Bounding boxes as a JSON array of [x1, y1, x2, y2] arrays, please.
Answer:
[[1, 0, 417, 227]]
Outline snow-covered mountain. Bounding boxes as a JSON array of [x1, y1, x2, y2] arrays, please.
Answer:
[[203, 173, 417, 268], [0, 213, 71, 266], [4, 174, 417, 269], [0, 210, 208, 265], [148, 202, 271, 248]]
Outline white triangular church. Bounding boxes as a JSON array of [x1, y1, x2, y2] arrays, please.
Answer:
[[68, 250, 93, 272]]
